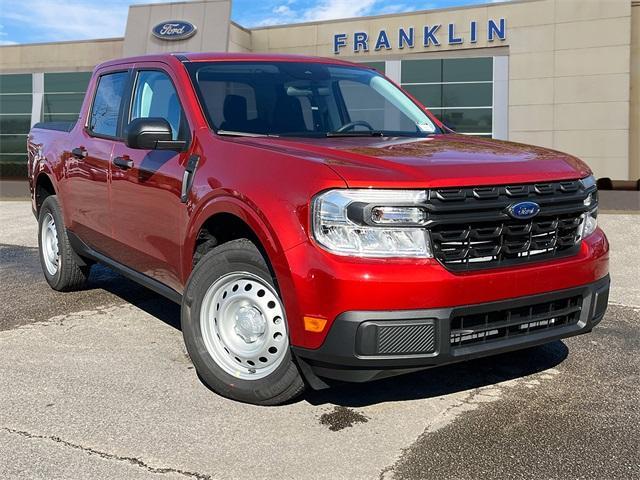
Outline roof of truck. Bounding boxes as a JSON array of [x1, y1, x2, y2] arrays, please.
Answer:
[[96, 52, 362, 70]]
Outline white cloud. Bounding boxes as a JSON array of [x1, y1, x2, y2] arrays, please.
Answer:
[[273, 5, 293, 15], [254, 0, 386, 26], [301, 0, 378, 21], [0, 0, 176, 43]]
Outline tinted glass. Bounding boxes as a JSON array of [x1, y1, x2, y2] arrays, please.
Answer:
[[43, 93, 85, 115], [0, 74, 32, 94], [43, 114, 80, 123], [360, 62, 386, 74], [0, 135, 27, 154], [443, 58, 492, 82], [0, 94, 32, 114], [131, 71, 185, 140], [429, 108, 493, 134], [0, 116, 31, 134], [401, 59, 441, 84], [403, 84, 442, 108], [442, 83, 492, 108], [189, 62, 437, 137], [44, 72, 92, 93], [89, 72, 128, 137], [0, 155, 27, 178], [198, 80, 258, 129]]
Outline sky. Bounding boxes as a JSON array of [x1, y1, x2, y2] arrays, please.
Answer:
[[0, 0, 506, 46]]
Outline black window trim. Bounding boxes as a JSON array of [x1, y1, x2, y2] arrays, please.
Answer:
[[85, 68, 133, 142], [126, 67, 192, 148]]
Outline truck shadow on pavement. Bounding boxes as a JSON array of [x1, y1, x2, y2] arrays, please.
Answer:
[[2, 242, 568, 407], [303, 341, 568, 407]]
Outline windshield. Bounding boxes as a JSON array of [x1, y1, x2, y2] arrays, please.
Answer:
[[187, 61, 439, 137]]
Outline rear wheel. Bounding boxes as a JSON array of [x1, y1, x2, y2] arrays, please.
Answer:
[[181, 239, 304, 405], [38, 195, 90, 291]]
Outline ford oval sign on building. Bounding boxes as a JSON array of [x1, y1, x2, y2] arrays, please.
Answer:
[[152, 21, 197, 41]]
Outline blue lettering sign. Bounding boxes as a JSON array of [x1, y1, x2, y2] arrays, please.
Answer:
[[423, 24, 441, 47], [331, 18, 507, 54], [488, 18, 506, 41], [398, 27, 414, 49], [470, 21, 478, 43], [354, 32, 369, 52], [333, 33, 348, 54], [375, 30, 392, 50], [448, 23, 463, 44]]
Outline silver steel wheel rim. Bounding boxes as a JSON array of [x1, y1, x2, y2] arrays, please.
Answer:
[[41, 212, 60, 276], [200, 272, 289, 380]]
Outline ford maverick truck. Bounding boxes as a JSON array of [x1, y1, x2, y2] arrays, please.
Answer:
[[28, 53, 610, 405]]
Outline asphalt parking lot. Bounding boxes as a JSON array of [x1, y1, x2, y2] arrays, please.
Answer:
[[1, 200, 639, 480]]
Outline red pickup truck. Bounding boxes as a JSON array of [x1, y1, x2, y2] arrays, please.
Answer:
[[28, 53, 609, 405]]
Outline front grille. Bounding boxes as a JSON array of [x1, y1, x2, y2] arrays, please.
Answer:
[[450, 295, 582, 348], [425, 180, 595, 271]]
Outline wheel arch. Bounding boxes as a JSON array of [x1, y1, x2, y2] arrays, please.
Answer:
[[34, 171, 57, 215], [185, 196, 295, 289]]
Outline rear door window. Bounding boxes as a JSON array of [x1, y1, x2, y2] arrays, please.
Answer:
[[89, 71, 128, 137]]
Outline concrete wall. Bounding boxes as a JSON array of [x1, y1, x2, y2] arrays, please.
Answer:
[[631, 1, 640, 180], [228, 23, 252, 53], [0, 38, 123, 73], [123, 0, 231, 56], [249, 0, 634, 180]]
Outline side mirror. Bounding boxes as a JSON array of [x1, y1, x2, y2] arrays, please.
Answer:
[[124, 117, 186, 151]]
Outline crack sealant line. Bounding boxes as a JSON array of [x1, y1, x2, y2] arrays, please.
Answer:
[[1, 426, 214, 480]]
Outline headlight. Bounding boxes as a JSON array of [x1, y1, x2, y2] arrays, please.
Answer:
[[581, 208, 598, 238], [579, 175, 598, 239], [311, 189, 432, 257]]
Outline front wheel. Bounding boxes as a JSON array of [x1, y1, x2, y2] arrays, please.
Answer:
[[181, 239, 305, 405]]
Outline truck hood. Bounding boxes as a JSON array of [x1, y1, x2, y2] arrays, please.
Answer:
[[241, 134, 590, 188]]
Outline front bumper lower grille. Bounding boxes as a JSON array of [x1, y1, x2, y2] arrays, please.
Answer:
[[450, 294, 583, 348], [425, 180, 595, 271]]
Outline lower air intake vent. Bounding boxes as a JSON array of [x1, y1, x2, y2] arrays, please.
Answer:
[[450, 295, 582, 348]]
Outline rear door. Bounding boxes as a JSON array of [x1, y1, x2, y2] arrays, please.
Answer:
[[109, 65, 191, 292], [65, 69, 129, 253]]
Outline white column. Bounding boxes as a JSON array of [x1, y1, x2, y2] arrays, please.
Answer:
[[384, 60, 401, 84], [492, 56, 509, 140], [31, 72, 44, 127]]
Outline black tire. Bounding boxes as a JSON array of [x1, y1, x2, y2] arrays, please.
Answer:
[[38, 195, 90, 291], [181, 239, 305, 405]]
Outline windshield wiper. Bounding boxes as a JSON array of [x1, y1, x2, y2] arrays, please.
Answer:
[[325, 131, 385, 137], [217, 130, 279, 138]]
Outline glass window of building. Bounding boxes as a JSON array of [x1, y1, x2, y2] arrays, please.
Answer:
[[400, 57, 493, 137], [43, 72, 92, 122], [0, 74, 32, 178]]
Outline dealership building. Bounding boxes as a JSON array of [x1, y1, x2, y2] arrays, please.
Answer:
[[0, 0, 638, 182]]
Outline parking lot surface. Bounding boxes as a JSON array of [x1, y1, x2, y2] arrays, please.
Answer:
[[1, 201, 638, 480]]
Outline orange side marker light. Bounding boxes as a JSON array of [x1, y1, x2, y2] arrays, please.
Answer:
[[303, 316, 327, 333]]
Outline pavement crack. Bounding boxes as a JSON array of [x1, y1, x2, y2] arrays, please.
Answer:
[[1, 427, 213, 479]]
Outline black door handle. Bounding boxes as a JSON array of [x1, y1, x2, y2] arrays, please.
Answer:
[[71, 147, 87, 159], [113, 156, 134, 170]]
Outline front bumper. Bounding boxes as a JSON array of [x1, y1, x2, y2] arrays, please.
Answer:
[[293, 275, 610, 387]]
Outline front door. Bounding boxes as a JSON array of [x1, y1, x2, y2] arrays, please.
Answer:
[[109, 68, 190, 292]]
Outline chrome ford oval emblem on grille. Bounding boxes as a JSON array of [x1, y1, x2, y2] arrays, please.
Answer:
[[507, 201, 541, 220]]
